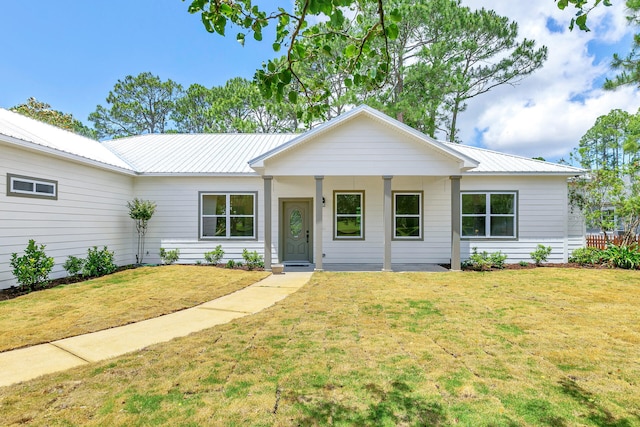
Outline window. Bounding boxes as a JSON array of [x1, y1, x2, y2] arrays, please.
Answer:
[[393, 192, 422, 239], [7, 174, 57, 199], [200, 193, 256, 239], [461, 192, 517, 238], [334, 191, 364, 239]]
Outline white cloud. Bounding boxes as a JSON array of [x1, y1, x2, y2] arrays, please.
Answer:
[[456, 1, 640, 160]]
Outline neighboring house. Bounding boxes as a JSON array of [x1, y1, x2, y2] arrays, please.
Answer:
[[0, 105, 585, 289]]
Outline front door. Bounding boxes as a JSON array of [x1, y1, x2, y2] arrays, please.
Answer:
[[281, 199, 312, 263]]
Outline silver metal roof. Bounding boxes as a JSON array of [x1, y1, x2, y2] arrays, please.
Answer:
[[444, 143, 584, 175], [0, 108, 134, 171], [0, 106, 584, 176], [103, 133, 297, 174]]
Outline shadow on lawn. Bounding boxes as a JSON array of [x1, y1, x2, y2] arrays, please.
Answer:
[[559, 378, 638, 427], [296, 380, 446, 426]]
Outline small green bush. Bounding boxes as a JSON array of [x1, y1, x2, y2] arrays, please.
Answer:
[[462, 248, 507, 271], [569, 247, 603, 265], [530, 244, 552, 266], [204, 245, 225, 265], [83, 246, 117, 277], [225, 260, 236, 269], [242, 249, 264, 270], [159, 248, 180, 265], [10, 239, 55, 292], [519, 261, 529, 267], [63, 255, 85, 276], [602, 244, 640, 270]]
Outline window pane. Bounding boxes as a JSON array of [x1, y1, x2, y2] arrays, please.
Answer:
[[203, 195, 226, 215], [35, 183, 54, 194], [202, 217, 226, 237], [230, 216, 254, 237], [462, 194, 486, 214], [491, 194, 514, 214], [395, 194, 420, 215], [490, 217, 514, 237], [230, 194, 254, 215], [462, 217, 486, 237], [289, 209, 303, 238], [336, 216, 361, 237], [13, 180, 33, 192], [337, 194, 361, 214], [395, 217, 420, 237]]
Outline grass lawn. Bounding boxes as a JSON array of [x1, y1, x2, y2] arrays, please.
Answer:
[[1, 268, 639, 426], [0, 265, 269, 352]]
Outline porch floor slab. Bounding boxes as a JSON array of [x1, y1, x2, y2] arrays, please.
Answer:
[[283, 263, 449, 272]]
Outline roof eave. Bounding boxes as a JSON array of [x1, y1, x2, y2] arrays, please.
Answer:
[[0, 135, 137, 176]]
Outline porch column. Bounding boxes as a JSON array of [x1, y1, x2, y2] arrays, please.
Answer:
[[263, 176, 273, 271], [450, 175, 462, 271], [383, 176, 393, 272], [315, 176, 324, 271]]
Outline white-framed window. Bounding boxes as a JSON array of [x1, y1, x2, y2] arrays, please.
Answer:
[[334, 191, 364, 239], [393, 191, 422, 240], [200, 192, 256, 239], [7, 174, 57, 199], [461, 192, 517, 238]]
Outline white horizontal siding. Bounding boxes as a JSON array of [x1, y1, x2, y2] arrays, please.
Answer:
[[132, 176, 266, 265], [0, 145, 135, 289], [264, 118, 464, 176], [460, 176, 572, 263]]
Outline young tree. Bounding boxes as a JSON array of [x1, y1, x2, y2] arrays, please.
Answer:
[[127, 198, 157, 264], [10, 97, 97, 139], [89, 72, 183, 139]]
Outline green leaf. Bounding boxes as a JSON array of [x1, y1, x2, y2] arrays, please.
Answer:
[[254, 30, 263, 41], [345, 44, 358, 58], [279, 69, 292, 84], [236, 32, 246, 46], [575, 13, 589, 31], [386, 23, 399, 40], [214, 15, 227, 35], [288, 90, 298, 104], [389, 9, 402, 23], [268, 61, 276, 72], [273, 42, 281, 52]]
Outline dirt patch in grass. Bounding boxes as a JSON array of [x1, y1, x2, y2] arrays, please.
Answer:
[[0, 268, 638, 426], [0, 265, 269, 352]]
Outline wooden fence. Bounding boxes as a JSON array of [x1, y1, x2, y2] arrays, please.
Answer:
[[586, 234, 640, 249]]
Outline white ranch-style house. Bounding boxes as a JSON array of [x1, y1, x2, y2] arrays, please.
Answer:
[[0, 105, 585, 289]]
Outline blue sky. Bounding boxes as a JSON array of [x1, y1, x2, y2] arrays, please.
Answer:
[[1, 1, 639, 161], [1, 0, 274, 121]]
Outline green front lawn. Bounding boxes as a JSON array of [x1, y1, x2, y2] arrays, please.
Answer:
[[1, 269, 639, 426], [0, 265, 269, 352]]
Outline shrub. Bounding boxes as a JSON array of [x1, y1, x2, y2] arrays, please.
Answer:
[[159, 248, 180, 265], [83, 246, 117, 277], [225, 260, 236, 269], [530, 244, 552, 266], [242, 249, 264, 270], [519, 261, 529, 267], [602, 244, 640, 270], [204, 245, 225, 265], [569, 247, 603, 266], [63, 255, 85, 276], [462, 248, 507, 271], [10, 240, 55, 292]]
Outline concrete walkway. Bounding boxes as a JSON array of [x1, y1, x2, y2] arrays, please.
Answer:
[[0, 272, 312, 388]]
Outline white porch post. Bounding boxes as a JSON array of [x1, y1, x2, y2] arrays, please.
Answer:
[[450, 175, 462, 271], [315, 176, 324, 271], [263, 176, 273, 271], [383, 176, 393, 271]]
